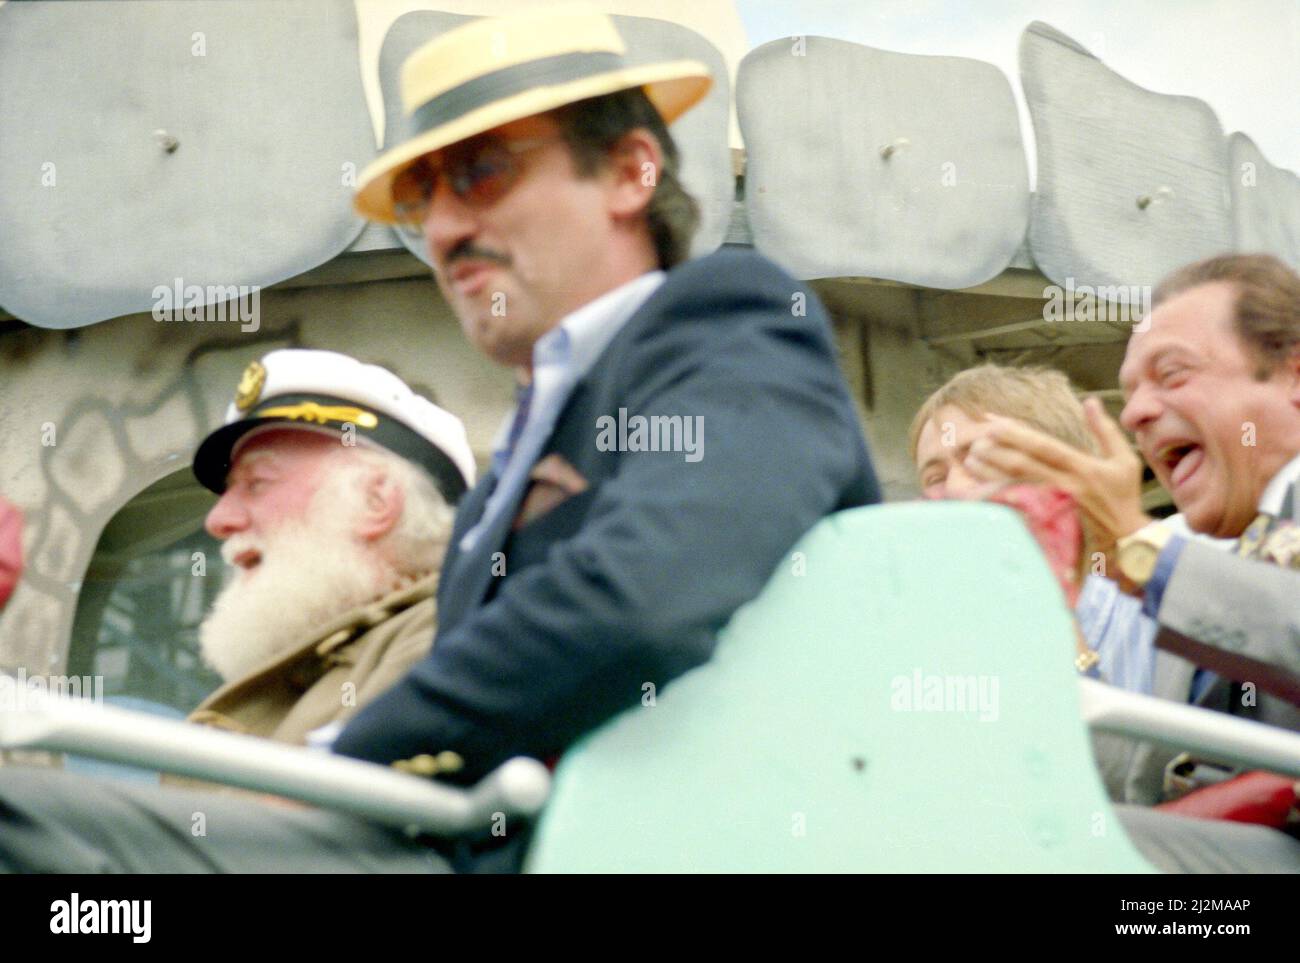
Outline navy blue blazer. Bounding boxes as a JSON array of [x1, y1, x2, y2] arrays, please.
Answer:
[[335, 248, 881, 781]]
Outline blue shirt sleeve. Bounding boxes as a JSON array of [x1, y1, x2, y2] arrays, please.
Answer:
[[1076, 574, 1156, 694], [1138, 535, 1218, 702], [1140, 534, 1186, 620]]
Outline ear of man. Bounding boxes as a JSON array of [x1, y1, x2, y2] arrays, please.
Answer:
[[603, 128, 664, 223], [355, 466, 405, 542], [1284, 347, 1300, 408]]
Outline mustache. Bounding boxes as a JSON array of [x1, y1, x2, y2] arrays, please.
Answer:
[[220, 534, 259, 566], [443, 241, 511, 270]]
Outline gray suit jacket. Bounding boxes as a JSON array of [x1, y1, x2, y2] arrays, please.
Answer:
[[1121, 493, 1300, 804]]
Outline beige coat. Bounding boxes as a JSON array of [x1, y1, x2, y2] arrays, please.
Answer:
[[185, 572, 438, 745]]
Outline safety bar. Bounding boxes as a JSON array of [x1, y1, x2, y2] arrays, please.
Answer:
[[0, 687, 550, 836], [1079, 677, 1300, 779]]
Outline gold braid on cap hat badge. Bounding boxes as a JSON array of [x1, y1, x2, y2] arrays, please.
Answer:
[[257, 401, 379, 429]]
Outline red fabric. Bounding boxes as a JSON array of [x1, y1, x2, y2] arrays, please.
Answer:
[[1156, 770, 1298, 828], [0, 498, 21, 610], [986, 485, 1084, 607]]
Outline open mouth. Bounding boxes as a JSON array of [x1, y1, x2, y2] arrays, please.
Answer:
[[1158, 442, 1204, 490], [232, 549, 262, 573]]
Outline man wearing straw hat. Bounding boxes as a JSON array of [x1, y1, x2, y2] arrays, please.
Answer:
[[0, 7, 877, 873], [334, 5, 879, 863]]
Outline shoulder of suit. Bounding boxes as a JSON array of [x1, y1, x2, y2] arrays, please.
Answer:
[[659, 248, 799, 296], [623, 250, 815, 338], [575, 252, 824, 390]]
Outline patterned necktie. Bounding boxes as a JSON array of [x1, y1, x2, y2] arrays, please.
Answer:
[[1236, 511, 1300, 569]]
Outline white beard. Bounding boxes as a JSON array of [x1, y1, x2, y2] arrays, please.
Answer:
[[198, 500, 388, 683]]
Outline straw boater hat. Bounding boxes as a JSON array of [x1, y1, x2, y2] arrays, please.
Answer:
[[353, 6, 713, 224]]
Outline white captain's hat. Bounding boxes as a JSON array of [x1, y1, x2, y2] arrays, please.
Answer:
[[193, 349, 476, 503]]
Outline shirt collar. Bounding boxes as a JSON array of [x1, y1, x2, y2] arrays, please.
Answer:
[[1258, 451, 1300, 516], [534, 269, 666, 378], [487, 270, 667, 465]]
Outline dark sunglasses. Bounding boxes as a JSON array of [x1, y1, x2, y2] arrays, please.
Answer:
[[391, 135, 562, 238]]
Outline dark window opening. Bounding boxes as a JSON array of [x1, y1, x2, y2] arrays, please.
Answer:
[[68, 469, 225, 716]]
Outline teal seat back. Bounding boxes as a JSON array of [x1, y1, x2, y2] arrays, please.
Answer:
[[526, 502, 1154, 872]]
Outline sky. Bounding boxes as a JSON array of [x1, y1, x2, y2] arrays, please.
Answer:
[[735, 0, 1300, 180]]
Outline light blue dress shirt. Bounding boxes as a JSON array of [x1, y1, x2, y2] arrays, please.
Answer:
[[1075, 513, 1243, 697], [458, 269, 667, 554], [1075, 574, 1156, 694]]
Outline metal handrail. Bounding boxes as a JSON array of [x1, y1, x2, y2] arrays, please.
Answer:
[[1079, 677, 1300, 778], [0, 687, 550, 837]]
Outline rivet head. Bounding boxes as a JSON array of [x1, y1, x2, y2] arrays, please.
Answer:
[[1137, 185, 1173, 210], [880, 137, 911, 160], [153, 129, 179, 154]]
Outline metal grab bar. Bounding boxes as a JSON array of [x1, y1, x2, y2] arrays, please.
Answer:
[[1079, 677, 1300, 778], [0, 686, 550, 836]]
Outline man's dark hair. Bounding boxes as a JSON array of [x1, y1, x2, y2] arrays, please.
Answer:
[[1153, 253, 1300, 379], [550, 87, 700, 270]]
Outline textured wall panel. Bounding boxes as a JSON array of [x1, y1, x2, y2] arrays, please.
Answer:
[[0, 0, 373, 329], [1228, 133, 1300, 269], [1021, 21, 1233, 295], [737, 36, 1029, 287], [377, 10, 733, 266]]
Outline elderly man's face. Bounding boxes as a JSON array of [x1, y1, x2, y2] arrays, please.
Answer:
[[1119, 281, 1300, 538], [418, 113, 618, 367], [204, 429, 339, 577], [200, 428, 393, 680]]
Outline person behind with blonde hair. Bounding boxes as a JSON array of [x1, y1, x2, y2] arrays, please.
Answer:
[[910, 364, 1098, 477], [910, 363, 1155, 694]]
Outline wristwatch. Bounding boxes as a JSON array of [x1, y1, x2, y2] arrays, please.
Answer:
[[1116, 520, 1173, 589]]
